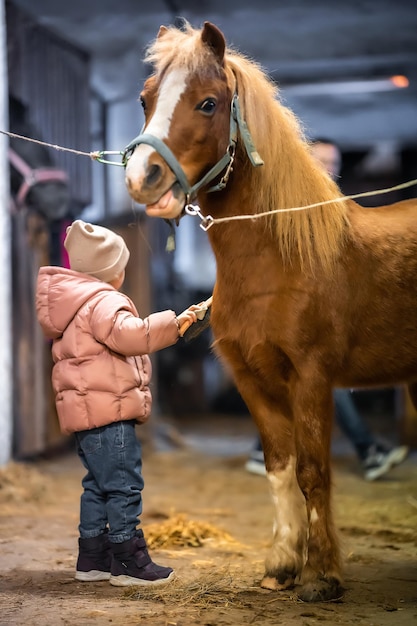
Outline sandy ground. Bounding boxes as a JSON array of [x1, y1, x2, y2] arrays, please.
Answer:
[[1, 414, 417, 626]]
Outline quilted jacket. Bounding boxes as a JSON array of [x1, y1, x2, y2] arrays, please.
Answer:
[[36, 266, 179, 435]]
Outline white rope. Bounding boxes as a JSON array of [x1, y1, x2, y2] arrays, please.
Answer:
[[201, 178, 417, 229], [0, 129, 120, 162], [2, 128, 416, 226]]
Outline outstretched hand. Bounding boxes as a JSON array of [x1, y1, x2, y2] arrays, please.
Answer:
[[177, 297, 213, 338], [176, 305, 200, 337]]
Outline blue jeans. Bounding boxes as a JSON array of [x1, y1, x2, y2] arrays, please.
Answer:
[[333, 389, 374, 460], [74, 420, 144, 543]]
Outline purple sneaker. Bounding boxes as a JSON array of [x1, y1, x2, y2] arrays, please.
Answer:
[[75, 532, 111, 581], [109, 530, 175, 587]]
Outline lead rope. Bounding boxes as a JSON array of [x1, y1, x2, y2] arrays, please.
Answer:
[[0, 129, 123, 165], [186, 179, 417, 231], [2, 129, 417, 232]]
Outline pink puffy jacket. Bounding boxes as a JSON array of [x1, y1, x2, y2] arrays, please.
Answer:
[[36, 266, 180, 435]]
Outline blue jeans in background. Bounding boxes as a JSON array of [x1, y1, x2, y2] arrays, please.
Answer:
[[75, 419, 144, 543], [333, 389, 374, 460]]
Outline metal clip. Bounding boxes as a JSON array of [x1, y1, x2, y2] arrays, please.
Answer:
[[200, 215, 214, 231], [93, 150, 125, 167], [184, 203, 215, 231], [185, 203, 201, 216]]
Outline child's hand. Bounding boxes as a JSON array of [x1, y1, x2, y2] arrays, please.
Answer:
[[176, 297, 213, 338], [176, 305, 200, 337]]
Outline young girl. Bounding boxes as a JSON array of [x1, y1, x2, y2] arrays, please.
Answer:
[[36, 219, 197, 586]]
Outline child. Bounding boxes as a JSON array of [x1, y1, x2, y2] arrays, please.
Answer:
[[36, 219, 198, 587]]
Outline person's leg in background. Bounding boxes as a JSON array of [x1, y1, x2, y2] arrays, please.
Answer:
[[246, 389, 408, 480], [334, 389, 408, 481]]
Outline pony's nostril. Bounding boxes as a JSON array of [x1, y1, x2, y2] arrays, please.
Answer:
[[145, 163, 162, 187]]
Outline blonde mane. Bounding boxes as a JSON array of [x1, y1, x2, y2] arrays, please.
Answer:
[[146, 23, 350, 272]]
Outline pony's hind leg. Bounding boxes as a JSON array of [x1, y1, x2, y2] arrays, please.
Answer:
[[294, 382, 344, 602]]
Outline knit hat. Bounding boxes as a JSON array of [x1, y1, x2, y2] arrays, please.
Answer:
[[64, 220, 130, 282]]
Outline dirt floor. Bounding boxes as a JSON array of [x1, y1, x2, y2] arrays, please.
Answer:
[[1, 413, 417, 626]]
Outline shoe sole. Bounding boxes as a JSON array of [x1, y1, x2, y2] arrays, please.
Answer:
[[75, 570, 111, 582], [109, 571, 176, 587]]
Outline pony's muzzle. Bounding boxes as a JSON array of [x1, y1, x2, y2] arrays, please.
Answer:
[[125, 148, 177, 205]]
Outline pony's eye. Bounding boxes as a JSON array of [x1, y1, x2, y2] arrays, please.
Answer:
[[140, 95, 146, 111], [197, 98, 217, 114]]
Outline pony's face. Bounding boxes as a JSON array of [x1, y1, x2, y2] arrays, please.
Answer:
[[124, 23, 231, 220]]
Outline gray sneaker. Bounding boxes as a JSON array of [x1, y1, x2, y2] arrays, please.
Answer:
[[363, 445, 408, 481]]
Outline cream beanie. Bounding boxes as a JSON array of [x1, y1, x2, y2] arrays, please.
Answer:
[[64, 220, 130, 282]]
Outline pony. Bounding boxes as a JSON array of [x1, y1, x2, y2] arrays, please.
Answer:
[[122, 21, 417, 602]]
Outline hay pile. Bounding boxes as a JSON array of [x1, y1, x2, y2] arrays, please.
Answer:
[[144, 513, 239, 549]]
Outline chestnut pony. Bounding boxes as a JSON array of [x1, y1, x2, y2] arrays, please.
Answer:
[[123, 21, 417, 602]]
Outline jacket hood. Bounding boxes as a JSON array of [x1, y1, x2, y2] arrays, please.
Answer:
[[36, 266, 116, 339]]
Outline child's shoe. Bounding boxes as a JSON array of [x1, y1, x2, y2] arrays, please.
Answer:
[[75, 532, 111, 581], [109, 529, 175, 587]]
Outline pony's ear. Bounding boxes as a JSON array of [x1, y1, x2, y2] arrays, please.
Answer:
[[201, 21, 226, 64], [157, 25, 168, 38]]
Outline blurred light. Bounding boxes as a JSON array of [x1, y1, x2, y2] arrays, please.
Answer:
[[390, 75, 409, 88], [282, 76, 410, 96]]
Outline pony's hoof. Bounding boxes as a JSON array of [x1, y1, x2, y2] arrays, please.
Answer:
[[298, 577, 344, 602]]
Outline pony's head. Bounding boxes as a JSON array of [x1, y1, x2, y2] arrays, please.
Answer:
[[124, 21, 241, 219], [125, 21, 349, 272]]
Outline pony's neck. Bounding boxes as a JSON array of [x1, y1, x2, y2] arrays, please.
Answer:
[[208, 59, 351, 273], [200, 133, 349, 275]]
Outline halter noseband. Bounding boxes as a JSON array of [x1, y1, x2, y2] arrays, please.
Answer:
[[122, 93, 263, 204], [9, 147, 69, 209]]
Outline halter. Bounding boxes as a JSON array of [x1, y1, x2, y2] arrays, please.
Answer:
[[122, 93, 264, 205], [9, 147, 69, 209]]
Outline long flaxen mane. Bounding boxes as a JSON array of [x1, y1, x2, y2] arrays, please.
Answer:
[[145, 23, 351, 273]]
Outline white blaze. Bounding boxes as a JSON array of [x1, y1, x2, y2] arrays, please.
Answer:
[[147, 67, 188, 138], [128, 67, 188, 173]]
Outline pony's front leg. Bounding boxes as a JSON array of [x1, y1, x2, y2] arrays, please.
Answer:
[[293, 379, 344, 602], [231, 367, 308, 591], [261, 452, 309, 592]]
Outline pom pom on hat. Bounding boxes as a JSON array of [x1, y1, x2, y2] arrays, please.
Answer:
[[64, 220, 130, 282]]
